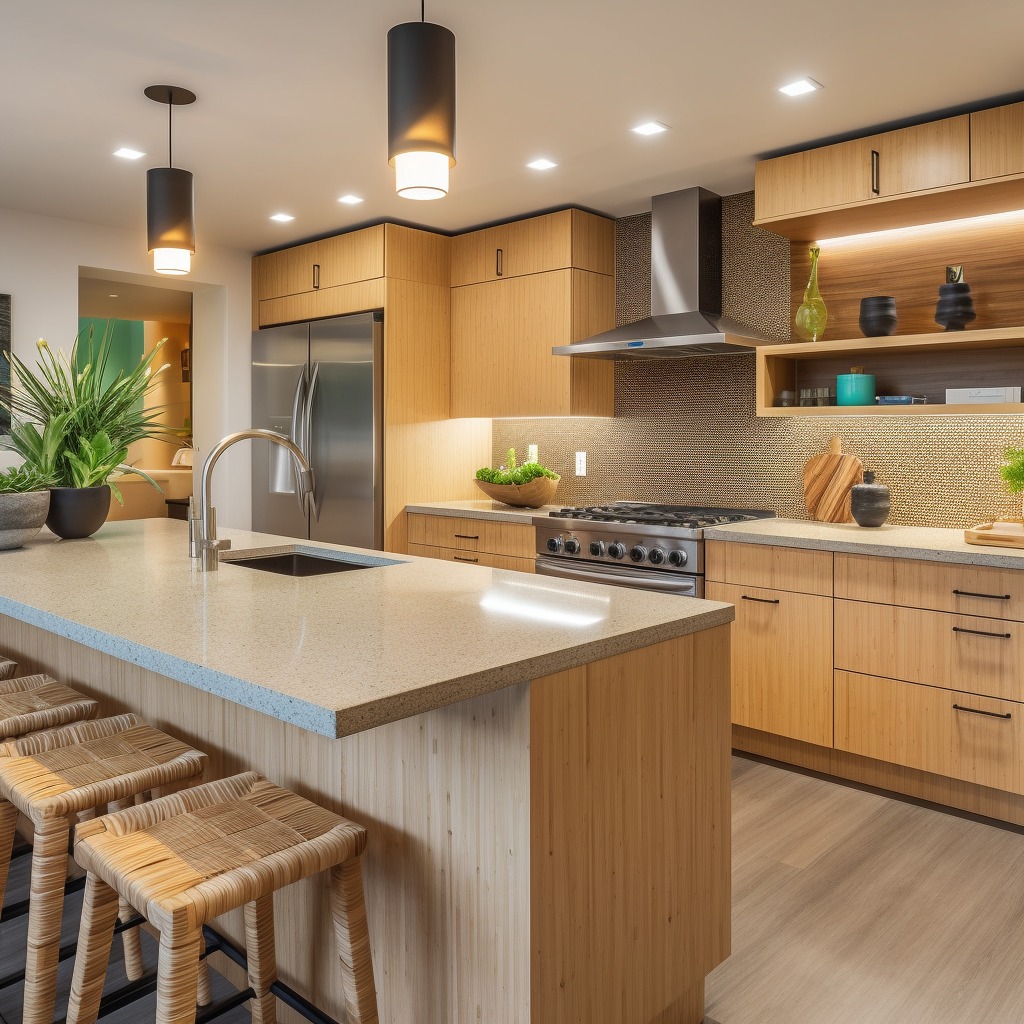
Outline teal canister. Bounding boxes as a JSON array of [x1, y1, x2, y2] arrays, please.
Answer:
[[836, 367, 876, 406]]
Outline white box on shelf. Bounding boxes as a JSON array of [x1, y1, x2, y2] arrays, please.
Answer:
[[945, 386, 1022, 404]]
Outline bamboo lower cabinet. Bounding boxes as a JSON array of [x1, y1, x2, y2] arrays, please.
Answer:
[[407, 513, 535, 572]]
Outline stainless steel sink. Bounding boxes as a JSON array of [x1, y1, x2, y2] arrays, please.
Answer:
[[220, 545, 404, 577]]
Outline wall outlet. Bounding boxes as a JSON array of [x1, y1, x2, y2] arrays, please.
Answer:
[[575, 451, 587, 476], [527, 444, 538, 464]]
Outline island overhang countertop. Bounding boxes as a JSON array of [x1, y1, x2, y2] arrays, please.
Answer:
[[0, 519, 733, 738]]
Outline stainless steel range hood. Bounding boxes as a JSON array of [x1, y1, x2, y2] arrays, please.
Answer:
[[553, 187, 778, 360]]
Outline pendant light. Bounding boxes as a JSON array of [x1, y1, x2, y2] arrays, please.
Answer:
[[387, 2, 456, 200], [144, 85, 197, 275]]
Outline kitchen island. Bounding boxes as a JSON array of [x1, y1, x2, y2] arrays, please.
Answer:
[[0, 519, 733, 1024]]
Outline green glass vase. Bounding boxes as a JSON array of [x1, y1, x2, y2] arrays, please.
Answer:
[[794, 245, 828, 342]]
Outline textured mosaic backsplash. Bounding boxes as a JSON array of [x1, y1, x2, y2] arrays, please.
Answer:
[[493, 193, 1024, 528]]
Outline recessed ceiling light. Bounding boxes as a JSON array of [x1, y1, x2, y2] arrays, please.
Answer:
[[108, 293, 119, 299], [113, 147, 145, 160], [338, 194, 364, 205], [779, 78, 822, 97], [631, 121, 669, 136], [527, 158, 557, 171], [270, 213, 295, 222]]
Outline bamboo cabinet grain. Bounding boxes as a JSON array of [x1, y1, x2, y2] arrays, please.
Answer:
[[971, 100, 1024, 180]]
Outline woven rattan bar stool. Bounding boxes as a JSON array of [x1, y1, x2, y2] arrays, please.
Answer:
[[0, 656, 17, 681], [0, 713, 207, 1024], [0, 672, 99, 739], [66, 771, 378, 1024]]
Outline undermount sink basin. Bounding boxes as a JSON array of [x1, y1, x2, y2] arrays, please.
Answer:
[[221, 545, 404, 577]]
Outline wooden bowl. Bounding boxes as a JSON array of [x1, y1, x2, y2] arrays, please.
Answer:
[[474, 475, 560, 508]]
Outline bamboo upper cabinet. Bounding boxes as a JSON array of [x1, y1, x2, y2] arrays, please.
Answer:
[[450, 209, 614, 287], [754, 115, 969, 222], [971, 101, 1024, 180], [253, 225, 385, 304]]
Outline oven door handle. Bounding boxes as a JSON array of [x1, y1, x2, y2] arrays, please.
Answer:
[[535, 556, 698, 596]]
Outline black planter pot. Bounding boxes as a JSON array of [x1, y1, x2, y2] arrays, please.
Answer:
[[45, 486, 111, 540]]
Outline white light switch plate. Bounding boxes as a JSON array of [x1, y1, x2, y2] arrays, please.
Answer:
[[527, 444, 538, 463], [575, 451, 587, 476]]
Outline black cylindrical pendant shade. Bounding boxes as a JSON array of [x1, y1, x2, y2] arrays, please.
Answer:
[[147, 167, 195, 252], [387, 22, 456, 167]]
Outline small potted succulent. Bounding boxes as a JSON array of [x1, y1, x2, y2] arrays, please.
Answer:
[[0, 465, 52, 550], [475, 448, 560, 508], [0, 324, 170, 539]]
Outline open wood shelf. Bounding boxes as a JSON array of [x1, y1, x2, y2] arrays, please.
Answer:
[[756, 327, 1024, 416]]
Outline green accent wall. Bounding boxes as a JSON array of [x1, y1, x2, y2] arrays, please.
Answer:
[[75, 318, 144, 403]]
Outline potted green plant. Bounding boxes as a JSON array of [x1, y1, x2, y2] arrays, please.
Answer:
[[0, 324, 170, 539], [0, 465, 52, 550], [1000, 446, 1024, 521], [475, 448, 560, 508]]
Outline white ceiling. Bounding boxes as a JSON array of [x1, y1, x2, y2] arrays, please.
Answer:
[[3, 0, 1024, 256], [79, 272, 193, 323]]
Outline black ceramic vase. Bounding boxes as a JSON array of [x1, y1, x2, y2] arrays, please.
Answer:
[[858, 296, 897, 337], [850, 471, 890, 528], [45, 486, 112, 540], [934, 282, 977, 331]]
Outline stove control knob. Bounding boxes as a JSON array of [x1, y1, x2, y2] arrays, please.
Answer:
[[564, 538, 581, 555], [668, 549, 688, 567], [546, 536, 562, 553], [629, 545, 648, 563], [608, 542, 626, 559], [589, 540, 605, 557], [648, 547, 666, 565]]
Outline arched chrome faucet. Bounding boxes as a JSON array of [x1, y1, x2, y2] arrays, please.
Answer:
[[195, 429, 315, 572]]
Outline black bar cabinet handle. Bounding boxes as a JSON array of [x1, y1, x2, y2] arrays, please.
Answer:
[[454, 555, 479, 564], [952, 625, 1011, 639], [952, 703, 1012, 721], [741, 595, 780, 605], [870, 150, 880, 195], [496, 248, 504, 277], [952, 589, 1011, 601], [312, 263, 320, 289], [454, 533, 479, 540]]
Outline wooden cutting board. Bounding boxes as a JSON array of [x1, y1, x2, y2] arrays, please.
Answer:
[[803, 437, 864, 523]]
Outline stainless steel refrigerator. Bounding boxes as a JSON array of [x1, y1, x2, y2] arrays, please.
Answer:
[[251, 311, 383, 549]]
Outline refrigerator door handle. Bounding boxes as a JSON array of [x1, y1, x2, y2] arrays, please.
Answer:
[[305, 361, 322, 520], [288, 368, 308, 513]]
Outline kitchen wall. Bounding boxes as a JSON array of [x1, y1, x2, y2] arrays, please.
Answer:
[[0, 207, 252, 525], [493, 193, 1024, 528]]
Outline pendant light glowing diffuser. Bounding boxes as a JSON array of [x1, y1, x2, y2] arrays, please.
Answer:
[[387, 19, 456, 200], [144, 85, 197, 275]]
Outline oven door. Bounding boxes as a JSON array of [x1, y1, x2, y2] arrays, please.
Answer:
[[535, 556, 702, 597]]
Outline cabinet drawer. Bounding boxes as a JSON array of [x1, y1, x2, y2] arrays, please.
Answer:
[[450, 210, 613, 286], [408, 543, 535, 572], [407, 514, 535, 559], [705, 581, 833, 746], [836, 553, 1024, 622], [705, 541, 833, 596], [835, 671, 1023, 794], [835, 599, 1024, 701]]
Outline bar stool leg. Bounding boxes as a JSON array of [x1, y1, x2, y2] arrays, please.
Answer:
[[329, 858, 378, 1024], [244, 892, 278, 1024], [65, 874, 120, 1024], [156, 926, 204, 1024], [23, 816, 72, 1024], [108, 797, 145, 981], [0, 800, 18, 904]]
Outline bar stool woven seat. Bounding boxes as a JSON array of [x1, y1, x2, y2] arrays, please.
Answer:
[[67, 771, 378, 1024], [0, 713, 207, 1024], [0, 672, 99, 738], [0, 656, 17, 680]]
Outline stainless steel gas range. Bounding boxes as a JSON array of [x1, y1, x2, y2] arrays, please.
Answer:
[[534, 503, 776, 597]]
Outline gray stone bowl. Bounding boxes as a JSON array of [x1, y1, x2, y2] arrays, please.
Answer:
[[0, 490, 51, 550]]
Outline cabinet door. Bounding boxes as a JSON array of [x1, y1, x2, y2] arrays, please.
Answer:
[[875, 115, 969, 197], [754, 138, 875, 221], [971, 101, 1024, 180], [253, 241, 320, 301], [317, 225, 385, 290], [705, 581, 833, 745], [451, 269, 613, 418]]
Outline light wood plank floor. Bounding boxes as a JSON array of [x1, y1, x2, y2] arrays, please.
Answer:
[[706, 756, 1024, 1024]]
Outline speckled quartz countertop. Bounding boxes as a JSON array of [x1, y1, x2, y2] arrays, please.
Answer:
[[704, 518, 1024, 569], [0, 520, 732, 739], [405, 499, 563, 524]]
